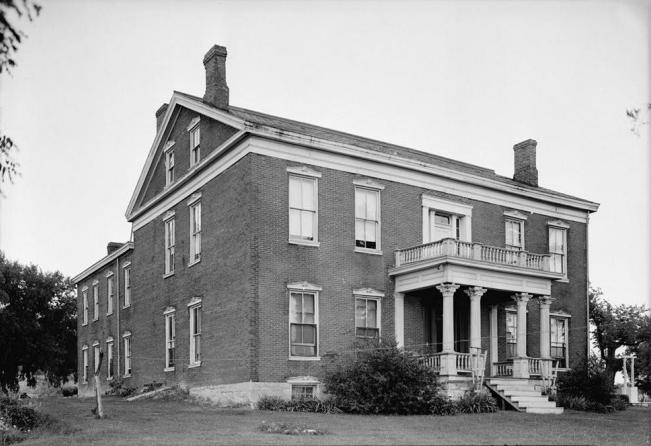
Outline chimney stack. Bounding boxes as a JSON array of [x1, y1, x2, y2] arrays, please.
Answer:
[[513, 139, 538, 187], [203, 44, 229, 109], [107, 242, 123, 255], [155, 103, 169, 131]]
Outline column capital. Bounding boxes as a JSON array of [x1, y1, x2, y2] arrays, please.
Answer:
[[464, 286, 487, 300], [536, 295, 555, 307], [511, 292, 532, 305], [436, 283, 459, 296]]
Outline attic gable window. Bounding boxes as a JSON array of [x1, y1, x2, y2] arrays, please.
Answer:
[[164, 141, 175, 186], [188, 117, 201, 167]]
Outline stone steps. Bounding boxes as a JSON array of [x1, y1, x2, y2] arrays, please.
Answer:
[[486, 378, 563, 415]]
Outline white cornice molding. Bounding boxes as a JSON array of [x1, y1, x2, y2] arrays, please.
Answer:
[[287, 281, 322, 291], [287, 165, 322, 178], [72, 242, 134, 284], [353, 287, 384, 298], [504, 210, 529, 220]]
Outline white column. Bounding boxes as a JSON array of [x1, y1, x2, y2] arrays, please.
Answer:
[[537, 295, 554, 359], [394, 292, 405, 348], [512, 292, 532, 358], [436, 283, 459, 352], [465, 287, 487, 351], [490, 305, 498, 366]]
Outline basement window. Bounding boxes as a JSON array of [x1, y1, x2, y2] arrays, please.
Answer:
[[291, 385, 316, 400]]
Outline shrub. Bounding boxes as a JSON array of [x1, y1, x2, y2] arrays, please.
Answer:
[[428, 395, 457, 415], [611, 394, 628, 411], [105, 379, 136, 398], [454, 391, 498, 414], [0, 397, 39, 431], [557, 363, 614, 405], [324, 338, 441, 414], [259, 421, 326, 435], [556, 394, 588, 411], [61, 386, 77, 397], [257, 396, 341, 414]]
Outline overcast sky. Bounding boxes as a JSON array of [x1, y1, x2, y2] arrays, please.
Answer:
[[1, 0, 649, 306]]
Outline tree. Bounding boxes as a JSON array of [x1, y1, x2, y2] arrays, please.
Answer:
[[0, 252, 76, 393], [628, 316, 651, 395], [0, 0, 42, 191], [589, 286, 650, 384]]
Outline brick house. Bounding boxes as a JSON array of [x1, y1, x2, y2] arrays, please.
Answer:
[[74, 44, 599, 406]]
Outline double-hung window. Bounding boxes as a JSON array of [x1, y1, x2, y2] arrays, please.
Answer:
[[164, 308, 176, 371], [354, 289, 383, 338], [551, 317, 568, 368], [288, 283, 320, 358], [288, 174, 318, 244], [93, 342, 100, 376], [123, 265, 131, 307], [188, 299, 202, 367], [123, 332, 132, 377], [504, 210, 527, 251], [189, 201, 202, 264], [82, 288, 88, 326], [164, 216, 175, 275], [82, 345, 88, 383], [190, 123, 200, 167], [165, 147, 175, 186], [354, 182, 382, 252], [106, 338, 114, 380], [106, 274, 114, 315], [506, 311, 517, 358], [92, 282, 99, 321], [548, 221, 569, 276]]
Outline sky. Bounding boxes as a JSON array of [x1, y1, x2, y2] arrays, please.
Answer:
[[0, 0, 649, 307]]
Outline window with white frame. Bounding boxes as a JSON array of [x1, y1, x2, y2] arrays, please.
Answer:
[[188, 301, 201, 366], [291, 385, 316, 400], [354, 186, 381, 251], [190, 123, 200, 167], [123, 332, 132, 376], [164, 216, 175, 275], [355, 296, 380, 338], [189, 201, 202, 263], [93, 342, 100, 375], [165, 148, 175, 186], [82, 345, 88, 383], [106, 338, 114, 380], [82, 289, 88, 326], [431, 212, 460, 241], [92, 283, 99, 321], [288, 284, 320, 357], [106, 274, 114, 315], [548, 221, 569, 276], [551, 316, 569, 368], [164, 309, 176, 370], [506, 311, 517, 358], [421, 195, 473, 244], [123, 266, 131, 307], [288, 175, 318, 243], [504, 210, 527, 250]]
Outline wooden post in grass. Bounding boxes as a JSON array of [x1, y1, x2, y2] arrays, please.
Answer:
[[93, 351, 105, 419]]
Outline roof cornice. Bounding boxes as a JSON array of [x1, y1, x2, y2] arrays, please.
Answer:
[[73, 242, 134, 284]]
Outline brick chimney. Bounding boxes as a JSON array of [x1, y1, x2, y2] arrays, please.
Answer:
[[203, 44, 229, 109], [513, 139, 538, 187], [155, 103, 169, 131], [107, 242, 123, 255]]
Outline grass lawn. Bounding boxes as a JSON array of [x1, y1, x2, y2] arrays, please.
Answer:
[[18, 396, 650, 445]]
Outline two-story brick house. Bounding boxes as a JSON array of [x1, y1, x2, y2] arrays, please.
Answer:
[[74, 44, 598, 408]]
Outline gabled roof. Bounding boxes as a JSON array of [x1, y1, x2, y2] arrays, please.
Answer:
[[126, 91, 599, 221], [73, 242, 133, 285]]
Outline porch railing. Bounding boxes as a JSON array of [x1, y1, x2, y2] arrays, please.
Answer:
[[394, 238, 552, 272], [416, 352, 473, 373], [417, 353, 441, 372], [456, 352, 472, 372], [528, 357, 553, 376], [492, 361, 513, 377]]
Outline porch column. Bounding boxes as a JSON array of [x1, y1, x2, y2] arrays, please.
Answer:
[[394, 292, 405, 348], [511, 292, 531, 378], [537, 296, 554, 359], [465, 287, 487, 351], [490, 305, 498, 368], [436, 283, 459, 352]]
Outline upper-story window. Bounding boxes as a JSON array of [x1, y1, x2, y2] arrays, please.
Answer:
[[288, 282, 321, 358], [164, 213, 175, 276], [504, 210, 528, 250], [164, 141, 175, 186], [123, 264, 131, 307], [354, 179, 384, 253], [92, 282, 99, 321], [106, 273, 114, 315], [422, 195, 473, 244], [189, 118, 201, 167], [548, 220, 569, 277], [189, 199, 202, 264], [82, 288, 88, 326], [288, 168, 320, 245]]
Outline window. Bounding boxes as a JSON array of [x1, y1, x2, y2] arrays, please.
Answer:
[[123, 266, 131, 307], [189, 301, 201, 366], [93, 342, 100, 376], [165, 149, 175, 186], [92, 283, 99, 321], [355, 297, 380, 338], [291, 385, 316, 400], [288, 175, 318, 243], [422, 195, 473, 244], [164, 217, 175, 275], [551, 317, 568, 368], [548, 223, 568, 275], [289, 290, 318, 357], [106, 339, 114, 380], [123, 333, 132, 377], [506, 311, 517, 358], [189, 201, 201, 263], [431, 212, 460, 241], [164, 309, 176, 370], [82, 289, 88, 326], [505, 219, 524, 249], [355, 187, 381, 251], [106, 274, 114, 315], [190, 124, 200, 167], [82, 346, 88, 384]]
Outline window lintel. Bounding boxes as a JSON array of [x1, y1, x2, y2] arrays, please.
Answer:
[[353, 178, 384, 190], [187, 117, 200, 131], [287, 281, 322, 292], [187, 191, 202, 205], [81, 286, 89, 292], [421, 195, 473, 216], [122, 331, 132, 338], [163, 306, 176, 315], [105, 271, 114, 278], [106, 336, 114, 343], [163, 210, 176, 221], [287, 165, 322, 178], [187, 297, 202, 308], [550, 311, 571, 318], [122, 261, 131, 268], [286, 376, 320, 384], [547, 219, 570, 229], [504, 210, 528, 221], [92, 280, 99, 286], [353, 288, 384, 298], [92, 340, 100, 346], [163, 140, 175, 152]]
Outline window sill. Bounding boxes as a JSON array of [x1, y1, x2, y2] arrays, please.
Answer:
[[163, 271, 175, 279], [106, 377, 114, 382], [289, 239, 320, 247], [188, 258, 201, 268], [122, 305, 131, 309], [164, 367, 175, 372], [106, 312, 113, 317], [555, 277, 569, 283], [93, 318, 99, 322], [289, 356, 321, 361], [188, 362, 202, 369], [354, 247, 383, 256], [123, 374, 131, 378], [82, 322, 88, 327]]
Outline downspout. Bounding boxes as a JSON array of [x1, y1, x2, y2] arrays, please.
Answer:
[[116, 257, 121, 377], [585, 212, 590, 363]]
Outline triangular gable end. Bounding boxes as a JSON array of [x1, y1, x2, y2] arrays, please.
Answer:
[[125, 92, 246, 220]]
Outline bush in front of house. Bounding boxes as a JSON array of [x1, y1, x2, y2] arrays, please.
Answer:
[[257, 396, 342, 414], [454, 391, 498, 414], [556, 361, 626, 412], [323, 338, 441, 415], [0, 395, 75, 444], [105, 378, 137, 398]]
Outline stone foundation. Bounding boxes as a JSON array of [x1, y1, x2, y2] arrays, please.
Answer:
[[189, 379, 323, 407]]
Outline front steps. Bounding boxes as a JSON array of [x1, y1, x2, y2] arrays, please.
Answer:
[[485, 378, 564, 414]]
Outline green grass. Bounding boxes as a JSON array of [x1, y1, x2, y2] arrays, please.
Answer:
[[17, 396, 651, 445]]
